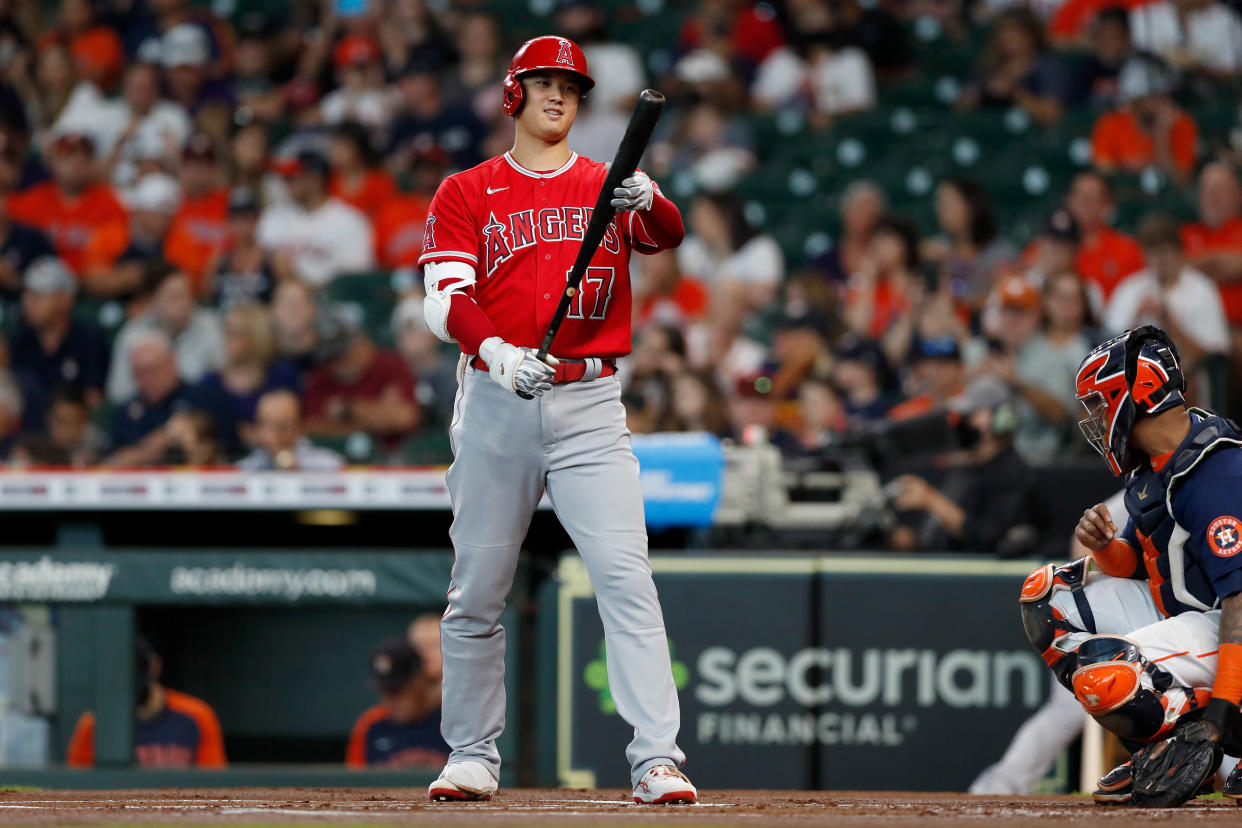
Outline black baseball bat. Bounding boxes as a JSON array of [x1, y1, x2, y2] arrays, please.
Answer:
[[535, 89, 666, 363]]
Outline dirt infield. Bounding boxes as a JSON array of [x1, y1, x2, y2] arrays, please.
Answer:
[[1, 788, 1242, 827]]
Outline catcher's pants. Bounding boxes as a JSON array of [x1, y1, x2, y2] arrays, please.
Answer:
[[1052, 572, 1220, 690], [439, 364, 685, 787]]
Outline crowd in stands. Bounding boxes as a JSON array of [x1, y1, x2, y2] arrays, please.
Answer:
[[0, 0, 1237, 480]]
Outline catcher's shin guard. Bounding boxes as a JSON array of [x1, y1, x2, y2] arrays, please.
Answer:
[[1069, 635, 1210, 744], [1019, 558, 1093, 685]]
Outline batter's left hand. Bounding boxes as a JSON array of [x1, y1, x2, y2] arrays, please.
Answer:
[[611, 173, 654, 212]]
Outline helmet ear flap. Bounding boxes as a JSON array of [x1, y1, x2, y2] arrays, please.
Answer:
[[502, 73, 524, 117], [1124, 325, 1186, 413]]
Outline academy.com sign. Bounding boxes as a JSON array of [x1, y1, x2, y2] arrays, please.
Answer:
[[0, 556, 115, 601], [688, 645, 1044, 747], [169, 563, 377, 600]]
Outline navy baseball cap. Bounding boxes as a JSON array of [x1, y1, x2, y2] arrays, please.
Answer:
[[370, 637, 423, 693]]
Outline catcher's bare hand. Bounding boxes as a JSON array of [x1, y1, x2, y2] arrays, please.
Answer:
[[1076, 503, 1117, 551]]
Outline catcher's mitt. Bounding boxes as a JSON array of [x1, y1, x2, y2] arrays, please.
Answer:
[[1130, 719, 1223, 808]]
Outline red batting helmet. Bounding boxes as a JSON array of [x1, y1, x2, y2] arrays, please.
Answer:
[[501, 35, 594, 117], [1075, 326, 1185, 476]]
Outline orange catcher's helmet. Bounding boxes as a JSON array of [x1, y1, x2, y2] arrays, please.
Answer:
[[501, 35, 594, 117]]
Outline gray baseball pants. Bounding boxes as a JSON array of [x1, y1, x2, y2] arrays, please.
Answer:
[[440, 363, 685, 787]]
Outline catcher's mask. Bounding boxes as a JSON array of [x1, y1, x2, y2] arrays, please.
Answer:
[[1074, 325, 1185, 476]]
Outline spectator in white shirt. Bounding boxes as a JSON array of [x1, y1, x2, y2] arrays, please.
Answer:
[[256, 150, 375, 288], [1105, 213, 1229, 372], [677, 191, 784, 311], [107, 263, 225, 403], [1130, 0, 1242, 75], [84, 63, 191, 191]]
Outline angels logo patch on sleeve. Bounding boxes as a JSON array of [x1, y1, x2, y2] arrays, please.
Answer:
[[1208, 516, 1242, 557]]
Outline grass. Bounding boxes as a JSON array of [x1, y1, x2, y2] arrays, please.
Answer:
[[0, 786, 43, 793]]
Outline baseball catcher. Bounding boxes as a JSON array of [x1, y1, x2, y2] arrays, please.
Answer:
[[1020, 326, 1242, 806]]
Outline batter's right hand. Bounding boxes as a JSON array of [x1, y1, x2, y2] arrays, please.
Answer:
[[479, 337, 558, 398], [1075, 502, 1118, 551]]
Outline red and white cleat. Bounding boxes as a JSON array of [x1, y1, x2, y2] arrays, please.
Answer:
[[632, 765, 698, 805], [428, 761, 498, 802]]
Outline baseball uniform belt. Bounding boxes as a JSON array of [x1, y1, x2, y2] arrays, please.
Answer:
[[469, 355, 617, 383]]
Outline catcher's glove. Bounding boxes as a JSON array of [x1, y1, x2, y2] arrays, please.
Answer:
[[1130, 718, 1223, 808]]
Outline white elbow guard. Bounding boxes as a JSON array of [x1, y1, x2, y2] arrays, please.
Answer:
[[422, 261, 477, 344], [423, 289, 456, 343]]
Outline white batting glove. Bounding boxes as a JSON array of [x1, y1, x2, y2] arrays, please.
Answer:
[[611, 172, 654, 212], [479, 337, 559, 398]]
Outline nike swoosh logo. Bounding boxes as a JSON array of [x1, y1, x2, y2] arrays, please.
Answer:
[[487, 186, 509, 194]]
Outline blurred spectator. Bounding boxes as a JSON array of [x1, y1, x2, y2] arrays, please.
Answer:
[[833, 334, 894, 422], [1182, 162, 1242, 331], [258, 150, 374, 288], [83, 171, 181, 298], [659, 369, 734, 438], [678, 191, 783, 310], [194, 302, 299, 447], [888, 376, 1038, 554], [163, 408, 223, 465], [1091, 55, 1198, 182], [1067, 7, 1133, 107], [329, 121, 397, 221], [321, 34, 390, 131], [651, 101, 755, 190], [159, 24, 233, 121], [678, 0, 785, 67], [889, 335, 967, 420], [303, 306, 418, 441], [958, 9, 1066, 125], [104, 329, 193, 466], [1050, 0, 1147, 42], [0, 182, 56, 302], [238, 388, 344, 471], [768, 308, 833, 398], [925, 178, 1017, 309], [23, 42, 80, 137], [8, 130, 126, 278], [346, 636, 449, 768], [12, 385, 103, 466], [210, 188, 274, 307], [1130, 0, 1242, 75], [68, 638, 226, 768], [633, 249, 709, 328], [1065, 170, 1146, 300], [393, 296, 457, 429], [373, 185, 431, 270], [230, 13, 284, 124], [777, 376, 846, 455], [376, 0, 454, 78], [9, 257, 107, 420], [271, 279, 318, 374], [445, 12, 505, 112], [752, 0, 876, 117], [1025, 209, 1082, 288], [0, 369, 22, 460], [96, 63, 191, 192], [388, 57, 486, 172], [982, 273, 1093, 460], [624, 323, 689, 433], [557, 0, 645, 116], [832, 0, 913, 80], [844, 214, 923, 360], [107, 264, 224, 403], [39, 0, 125, 93], [165, 133, 229, 295], [812, 180, 885, 283], [1106, 213, 1229, 367], [229, 122, 276, 202]]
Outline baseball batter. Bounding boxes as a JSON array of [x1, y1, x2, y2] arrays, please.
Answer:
[[417, 36, 696, 805], [1020, 326, 1242, 806]]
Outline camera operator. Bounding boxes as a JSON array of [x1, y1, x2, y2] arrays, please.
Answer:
[[887, 376, 1038, 554]]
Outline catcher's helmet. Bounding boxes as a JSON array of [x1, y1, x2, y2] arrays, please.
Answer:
[[1075, 325, 1186, 475], [501, 35, 594, 117]]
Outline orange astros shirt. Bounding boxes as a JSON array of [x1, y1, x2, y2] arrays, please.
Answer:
[[331, 171, 398, 221], [66, 688, 226, 768], [8, 183, 127, 276], [374, 193, 430, 269], [1183, 218, 1242, 323], [165, 190, 231, 292], [1091, 109, 1198, 175], [1077, 227, 1146, 301]]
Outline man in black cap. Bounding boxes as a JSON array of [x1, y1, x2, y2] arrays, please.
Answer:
[[346, 636, 449, 768], [1027, 208, 1083, 289], [832, 334, 893, 422], [256, 150, 374, 288], [211, 188, 275, 307]]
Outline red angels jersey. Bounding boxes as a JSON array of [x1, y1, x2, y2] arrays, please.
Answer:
[[419, 151, 677, 359]]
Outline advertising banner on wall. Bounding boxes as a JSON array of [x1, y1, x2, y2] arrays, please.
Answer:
[[551, 556, 1048, 791]]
